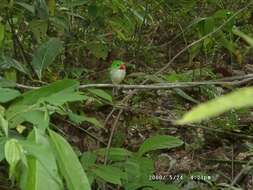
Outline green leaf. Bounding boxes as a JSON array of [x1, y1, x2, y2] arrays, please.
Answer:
[[95, 148, 133, 161], [0, 77, 16, 88], [16, 2, 35, 13], [42, 91, 86, 106], [6, 80, 80, 129], [177, 87, 253, 124], [92, 165, 127, 185], [31, 38, 63, 80], [20, 129, 63, 190], [124, 157, 154, 189], [0, 55, 29, 74], [5, 139, 25, 177], [88, 89, 112, 102], [138, 135, 184, 156], [174, 88, 199, 104], [48, 129, 91, 190], [12, 79, 79, 105], [233, 28, 253, 47], [0, 87, 20, 103], [80, 152, 97, 170], [68, 112, 103, 128]]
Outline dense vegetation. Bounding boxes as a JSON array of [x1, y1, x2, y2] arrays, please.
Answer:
[[1, 0, 253, 190]]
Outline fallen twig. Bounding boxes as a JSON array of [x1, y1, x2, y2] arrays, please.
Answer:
[[15, 75, 253, 90]]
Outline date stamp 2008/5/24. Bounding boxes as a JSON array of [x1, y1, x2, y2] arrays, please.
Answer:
[[149, 174, 212, 182]]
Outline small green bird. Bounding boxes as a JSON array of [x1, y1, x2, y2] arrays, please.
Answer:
[[110, 60, 126, 95]]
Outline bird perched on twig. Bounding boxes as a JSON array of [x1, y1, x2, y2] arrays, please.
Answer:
[[110, 60, 126, 96]]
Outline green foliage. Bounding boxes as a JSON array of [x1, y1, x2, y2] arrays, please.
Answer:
[[138, 135, 184, 156], [1, 0, 253, 189], [81, 135, 183, 190], [31, 38, 63, 80], [48, 129, 91, 190], [177, 87, 253, 124], [0, 87, 20, 103], [20, 129, 63, 190]]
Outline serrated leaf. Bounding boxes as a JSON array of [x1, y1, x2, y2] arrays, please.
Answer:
[[0, 87, 20, 103], [48, 129, 91, 190], [177, 87, 253, 125], [88, 89, 112, 102], [31, 38, 63, 80], [138, 135, 184, 156]]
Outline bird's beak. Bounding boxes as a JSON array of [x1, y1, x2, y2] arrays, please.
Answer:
[[119, 64, 126, 70]]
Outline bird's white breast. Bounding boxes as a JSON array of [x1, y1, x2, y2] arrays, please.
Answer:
[[110, 69, 126, 84]]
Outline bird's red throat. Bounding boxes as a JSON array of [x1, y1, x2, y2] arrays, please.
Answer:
[[119, 64, 126, 70]]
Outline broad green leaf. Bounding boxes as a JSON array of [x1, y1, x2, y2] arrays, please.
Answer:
[[48, 129, 91, 190], [42, 90, 86, 106], [95, 148, 133, 161], [11, 80, 79, 105], [31, 38, 63, 79], [177, 87, 253, 124], [92, 165, 127, 185], [16, 2, 35, 13], [138, 135, 184, 156], [88, 89, 112, 102], [124, 157, 154, 189], [20, 129, 63, 190], [0, 77, 16, 87], [233, 28, 253, 47], [0, 87, 20, 103], [6, 104, 49, 130], [68, 112, 102, 128], [6, 80, 80, 129], [5, 139, 25, 177]]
